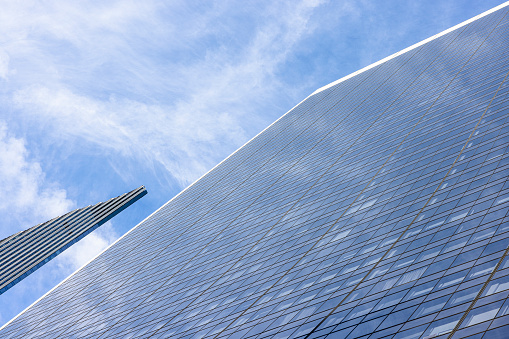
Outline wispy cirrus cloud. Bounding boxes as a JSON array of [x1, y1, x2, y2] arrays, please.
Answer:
[[12, 86, 246, 185], [2, 0, 331, 186]]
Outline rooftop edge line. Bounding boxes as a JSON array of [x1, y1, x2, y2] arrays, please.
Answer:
[[311, 1, 509, 96]]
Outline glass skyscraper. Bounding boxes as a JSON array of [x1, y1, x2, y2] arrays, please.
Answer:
[[1, 3, 509, 339], [0, 186, 146, 296]]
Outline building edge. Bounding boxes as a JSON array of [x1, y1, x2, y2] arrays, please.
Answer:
[[0, 92, 318, 331], [311, 1, 509, 96]]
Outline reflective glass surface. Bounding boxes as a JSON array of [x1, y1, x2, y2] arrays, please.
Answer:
[[1, 5, 509, 339]]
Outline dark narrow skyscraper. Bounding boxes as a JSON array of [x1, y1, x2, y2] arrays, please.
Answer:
[[0, 186, 146, 295], [1, 3, 509, 338]]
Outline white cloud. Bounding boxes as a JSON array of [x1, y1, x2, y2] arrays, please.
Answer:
[[0, 119, 117, 275], [57, 221, 118, 272], [3, 0, 329, 186], [0, 49, 9, 80], [12, 86, 246, 186], [0, 120, 74, 230]]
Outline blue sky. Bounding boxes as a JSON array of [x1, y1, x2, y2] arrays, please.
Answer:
[[0, 0, 506, 327]]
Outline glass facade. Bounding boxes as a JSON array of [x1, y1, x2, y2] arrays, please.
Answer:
[[0, 186, 146, 296], [1, 4, 509, 339]]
